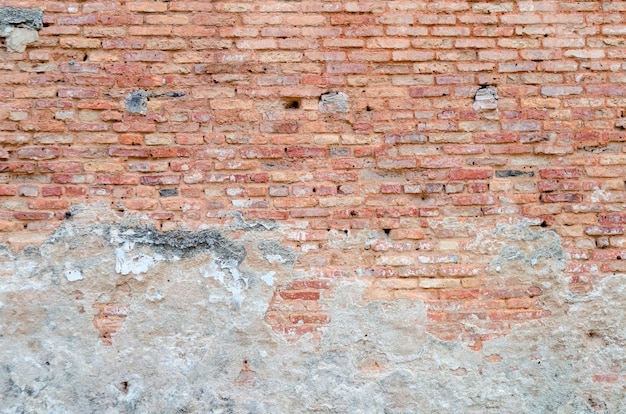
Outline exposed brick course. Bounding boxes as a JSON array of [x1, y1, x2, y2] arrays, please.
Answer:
[[0, 0, 625, 350]]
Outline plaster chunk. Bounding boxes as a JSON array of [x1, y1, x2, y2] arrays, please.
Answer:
[[124, 90, 148, 115], [473, 85, 498, 111], [0, 7, 43, 30], [0, 7, 43, 52], [5, 27, 38, 53], [319, 91, 349, 113], [64, 263, 84, 282]]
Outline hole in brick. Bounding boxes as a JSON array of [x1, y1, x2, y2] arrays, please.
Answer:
[[540, 221, 548, 227], [64, 211, 72, 219], [283, 99, 300, 110], [366, 105, 372, 112], [383, 228, 391, 236], [119, 381, 129, 395]]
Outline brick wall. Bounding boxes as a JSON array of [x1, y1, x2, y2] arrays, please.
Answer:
[[1, 1, 625, 348]]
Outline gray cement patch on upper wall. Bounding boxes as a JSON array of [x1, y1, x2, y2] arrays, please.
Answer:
[[0, 7, 43, 52]]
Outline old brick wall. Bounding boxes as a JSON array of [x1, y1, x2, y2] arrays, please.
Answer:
[[1, 1, 625, 412]]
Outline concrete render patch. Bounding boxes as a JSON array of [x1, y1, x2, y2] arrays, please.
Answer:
[[473, 85, 498, 112], [0, 7, 42, 33], [0, 206, 624, 413], [124, 90, 148, 115], [0, 7, 43, 52], [319, 91, 349, 113], [4, 27, 38, 53]]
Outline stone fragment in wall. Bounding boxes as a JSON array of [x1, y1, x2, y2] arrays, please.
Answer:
[[0, 7, 43, 53], [319, 91, 349, 113], [125, 90, 148, 115], [473, 85, 498, 112]]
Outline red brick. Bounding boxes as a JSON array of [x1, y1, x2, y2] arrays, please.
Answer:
[[0, 162, 36, 173], [279, 291, 320, 301], [28, 199, 70, 210], [0, 185, 17, 196], [286, 148, 328, 158], [449, 168, 492, 180], [150, 148, 192, 158], [17, 147, 60, 160], [109, 147, 150, 158], [539, 168, 581, 179], [540, 193, 583, 203], [409, 86, 450, 97], [39, 162, 82, 173], [140, 175, 180, 186], [14, 211, 54, 220], [452, 195, 495, 206], [377, 157, 417, 169]]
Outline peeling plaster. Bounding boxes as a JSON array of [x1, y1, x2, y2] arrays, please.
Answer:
[[0, 206, 624, 412]]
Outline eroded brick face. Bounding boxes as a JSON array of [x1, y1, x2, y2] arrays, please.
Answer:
[[0, 1, 625, 347]]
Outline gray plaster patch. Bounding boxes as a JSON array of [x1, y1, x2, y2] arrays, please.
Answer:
[[113, 225, 247, 265], [124, 90, 148, 115], [227, 211, 276, 231], [258, 240, 296, 265], [0, 208, 625, 412], [0, 7, 43, 52], [0, 7, 43, 32], [319, 91, 349, 113], [473, 85, 498, 111]]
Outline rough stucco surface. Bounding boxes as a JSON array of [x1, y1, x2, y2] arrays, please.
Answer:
[[1, 205, 624, 413]]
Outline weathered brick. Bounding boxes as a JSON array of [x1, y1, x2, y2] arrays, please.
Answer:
[[0, 0, 624, 365]]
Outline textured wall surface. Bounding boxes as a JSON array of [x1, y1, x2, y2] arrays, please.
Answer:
[[1, 1, 626, 412]]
